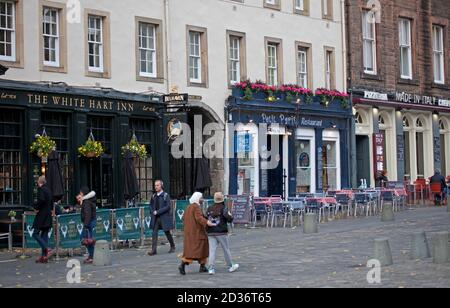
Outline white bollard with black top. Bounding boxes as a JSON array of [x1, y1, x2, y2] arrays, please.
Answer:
[[432, 232, 449, 264], [93, 240, 112, 266], [410, 232, 431, 260], [373, 238, 393, 267]]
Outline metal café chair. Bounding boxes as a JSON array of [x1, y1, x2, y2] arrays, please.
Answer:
[[335, 194, 352, 217], [253, 203, 270, 228], [288, 201, 306, 226], [270, 202, 288, 228], [353, 193, 376, 217], [381, 191, 395, 212], [306, 199, 324, 223]]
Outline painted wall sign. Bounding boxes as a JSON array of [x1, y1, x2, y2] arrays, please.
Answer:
[[364, 91, 388, 101], [260, 113, 324, 128]]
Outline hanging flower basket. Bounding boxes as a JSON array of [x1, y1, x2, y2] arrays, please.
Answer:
[[122, 136, 147, 159], [30, 133, 56, 160], [78, 131, 104, 158]]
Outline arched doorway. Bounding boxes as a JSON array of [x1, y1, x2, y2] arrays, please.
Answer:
[[439, 117, 450, 176], [355, 110, 371, 187]]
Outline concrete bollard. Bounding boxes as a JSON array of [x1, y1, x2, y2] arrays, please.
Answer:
[[381, 203, 395, 222], [93, 240, 112, 266], [432, 232, 449, 264], [447, 196, 450, 212], [303, 213, 318, 234], [373, 238, 393, 267], [410, 232, 431, 260]]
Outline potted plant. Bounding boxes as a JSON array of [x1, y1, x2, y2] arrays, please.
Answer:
[[30, 134, 56, 162], [8, 210, 17, 222], [78, 137, 104, 158], [122, 137, 147, 159]]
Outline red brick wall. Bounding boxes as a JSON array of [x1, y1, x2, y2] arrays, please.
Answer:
[[346, 0, 450, 98]]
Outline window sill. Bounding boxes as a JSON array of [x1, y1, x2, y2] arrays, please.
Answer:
[[137, 75, 164, 84], [322, 15, 334, 21], [294, 9, 310, 16], [0, 60, 24, 69], [86, 70, 111, 79], [263, 3, 281, 11], [397, 78, 419, 86], [361, 72, 383, 81], [41, 66, 67, 74], [188, 81, 208, 88], [431, 83, 449, 90]]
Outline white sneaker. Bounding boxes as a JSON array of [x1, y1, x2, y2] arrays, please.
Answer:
[[208, 268, 215, 275], [229, 264, 239, 273]]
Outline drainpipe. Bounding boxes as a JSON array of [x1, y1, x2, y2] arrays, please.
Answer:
[[340, 0, 348, 92], [164, 0, 171, 94]]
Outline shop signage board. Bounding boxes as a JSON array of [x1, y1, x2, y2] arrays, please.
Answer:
[[373, 133, 385, 175], [23, 213, 55, 249], [114, 208, 141, 241], [57, 213, 84, 249], [228, 196, 251, 225]]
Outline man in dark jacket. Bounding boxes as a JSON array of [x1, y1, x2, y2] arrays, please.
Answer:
[[79, 187, 97, 264], [32, 176, 53, 263], [148, 180, 175, 256], [205, 192, 239, 275], [430, 170, 447, 205]]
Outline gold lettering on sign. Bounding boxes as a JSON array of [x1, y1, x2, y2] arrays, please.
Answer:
[[1, 92, 16, 100]]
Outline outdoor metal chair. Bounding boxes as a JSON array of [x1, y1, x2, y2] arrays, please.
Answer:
[[0, 232, 11, 251], [381, 191, 395, 212], [335, 194, 352, 217], [306, 200, 324, 223], [353, 193, 376, 217], [253, 203, 270, 228], [288, 201, 305, 226], [269, 202, 288, 228]]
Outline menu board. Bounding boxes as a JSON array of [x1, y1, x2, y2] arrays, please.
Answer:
[[373, 133, 385, 175], [229, 196, 251, 225]]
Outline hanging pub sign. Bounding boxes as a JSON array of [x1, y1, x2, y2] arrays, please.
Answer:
[[162, 93, 189, 104], [373, 133, 384, 176]]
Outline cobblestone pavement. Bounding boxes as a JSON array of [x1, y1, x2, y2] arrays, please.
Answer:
[[0, 207, 449, 288]]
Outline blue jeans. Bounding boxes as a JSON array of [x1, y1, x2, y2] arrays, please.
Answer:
[[33, 228, 49, 257], [81, 220, 96, 259]]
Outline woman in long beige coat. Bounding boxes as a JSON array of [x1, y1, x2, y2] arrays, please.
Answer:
[[179, 192, 216, 275]]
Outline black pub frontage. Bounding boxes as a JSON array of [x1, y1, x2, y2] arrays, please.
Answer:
[[226, 92, 354, 198], [0, 80, 170, 212]]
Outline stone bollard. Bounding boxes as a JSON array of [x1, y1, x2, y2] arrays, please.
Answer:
[[410, 232, 431, 260], [373, 238, 393, 267], [381, 203, 395, 222], [447, 196, 450, 212], [432, 232, 449, 264], [93, 240, 112, 266], [303, 213, 318, 234]]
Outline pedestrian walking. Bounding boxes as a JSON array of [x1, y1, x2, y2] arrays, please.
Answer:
[[79, 187, 97, 264], [32, 176, 53, 264], [206, 192, 239, 275], [148, 180, 176, 256], [178, 192, 216, 275]]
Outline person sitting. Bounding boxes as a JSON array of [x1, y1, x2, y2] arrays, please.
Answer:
[[375, 170, 388, 188], [430, 169, 446, 206]]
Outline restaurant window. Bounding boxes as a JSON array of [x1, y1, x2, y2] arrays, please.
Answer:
[[0, 109, 22, 206], [399, 18, 413, 79], [324, 47, 335, 89], [322, 141, 337, 190], [138, 23, 156, 78], [41, 112, 71, 205], [362, 10, 377, 74], [236, 131, 255, 196], [403, 116, 411, 178], [432, 25, 445, 84], [295, 139, 312, 193], [130, 118, 154, 202]]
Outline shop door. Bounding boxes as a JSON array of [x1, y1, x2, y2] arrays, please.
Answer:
[[356, 135, 371, 187], [87, 116, 114, 208], [268, 135, 284, 197]]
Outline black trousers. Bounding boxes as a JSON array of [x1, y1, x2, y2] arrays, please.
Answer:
[[151, 217, 175, 252]]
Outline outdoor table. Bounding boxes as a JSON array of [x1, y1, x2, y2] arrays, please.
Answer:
[[0, 219, 19, 252]]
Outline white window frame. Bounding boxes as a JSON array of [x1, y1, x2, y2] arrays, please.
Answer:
[[0, 0, 16, 62], [323, 0, 329, 16], [362, 10, 377, 74], [189, 31, 202, 84], [399, 18, 413, 80], [229, 36, 241, 84], [43, 7, 60, 67], [138, 22, 157, 78], [433, 25, 445, 84], [88, 15, 104, 73], [266, 0, 276, 5], [297, 48, 308, 88], [267, 43, 278, 86], [295, 0, 304, 11], [323, 130, 341, 191]]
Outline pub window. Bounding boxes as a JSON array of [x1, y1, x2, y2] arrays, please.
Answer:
[[0, 109, 22, 206], [186, 25, 209, 87], [138, 22, 156, 78], [85, 9, 110, 78], [42, 7, 60, 67], [130, 118, 154, 202], [0, 0, 15, 61], [41, 112, 71, 205]]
